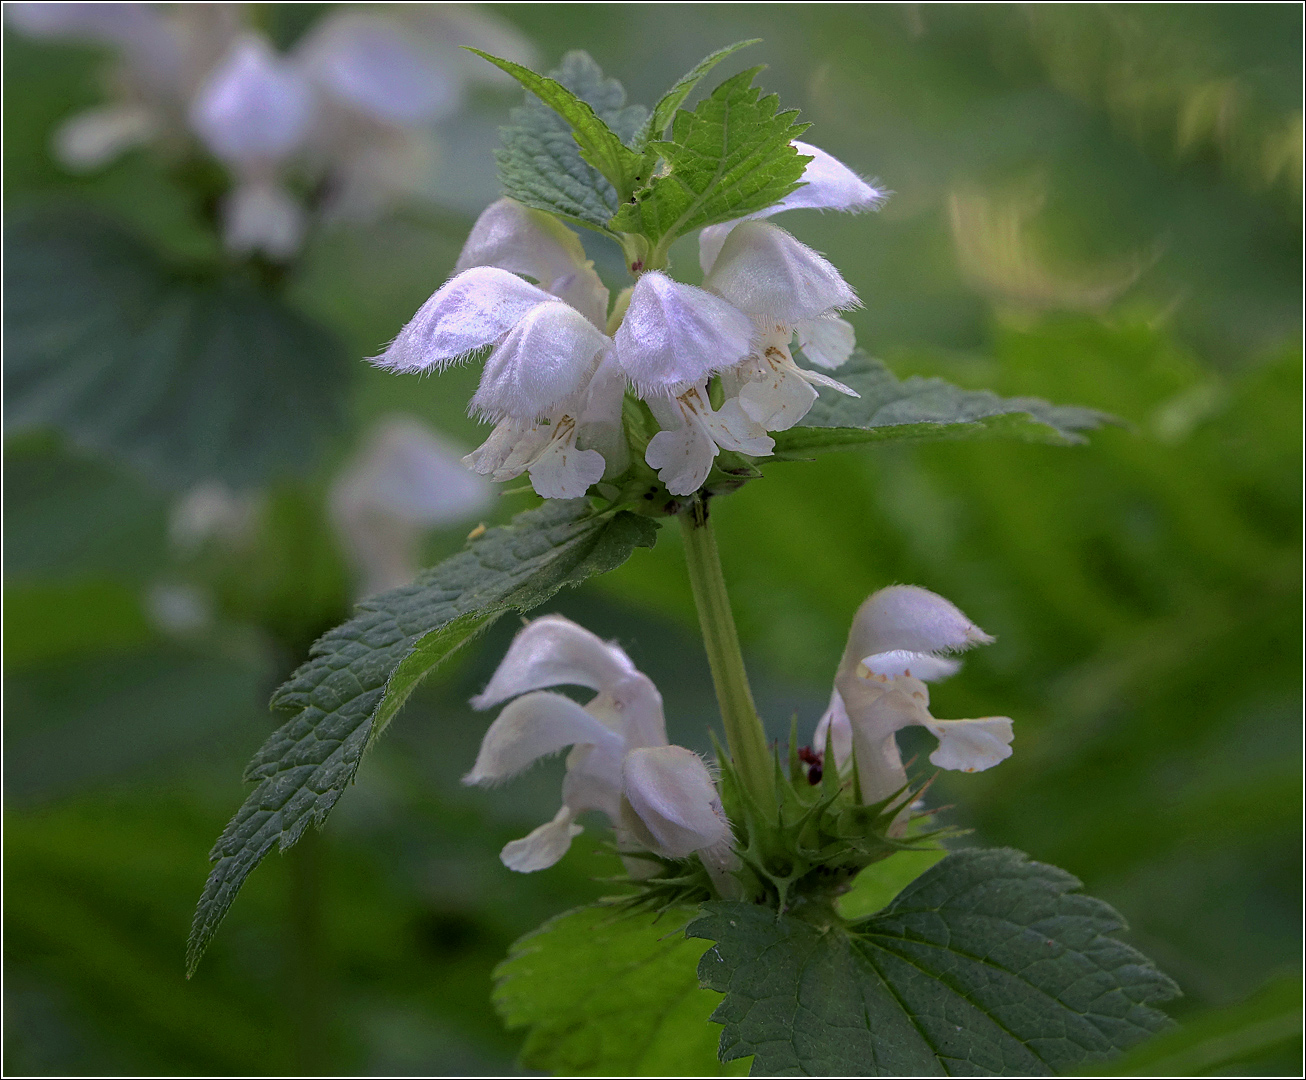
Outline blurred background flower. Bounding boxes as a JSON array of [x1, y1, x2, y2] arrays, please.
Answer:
[[3, 3, 1300, 1075]]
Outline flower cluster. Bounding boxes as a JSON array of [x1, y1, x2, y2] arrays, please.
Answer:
[[467, 586, 1011, 897], [373, 142, 883, 499], [464, 615, 736, 890], [7, 1, 534, 259]]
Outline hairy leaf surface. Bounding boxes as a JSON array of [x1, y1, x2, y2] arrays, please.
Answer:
[[495, 51, 649, 231], [470, 49, 644, 200], [638, 40, 762, 146], [609, 67, 809, 246], [188, 501, 658, 974], [4, 211, 349, 490], [495, 904, 745, 1076], [690, 849, 1178, 1076], [772, 354, 1111, 457]]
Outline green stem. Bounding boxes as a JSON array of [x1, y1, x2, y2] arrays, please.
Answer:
[[679, 497, 775, 806]]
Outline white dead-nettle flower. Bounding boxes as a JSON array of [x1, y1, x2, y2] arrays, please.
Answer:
[[10, 3, 535, 252], [189, 32, 315, 258], [373, 263, 616, 500], [465, 616, 735, 883], [329, 416, 492, 599], [168, 482, 261, 554], [455, 197, 609, 330], [613, 271, 772, 496], [815, 585, 1014, 805], [374, 200, 623, 499], [7, 2, 240, 170], [704, 220, 862, 432]]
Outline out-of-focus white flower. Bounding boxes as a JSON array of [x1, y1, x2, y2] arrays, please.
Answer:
[[145, 582, 213, 635], [698, 140, 885, 275], [377, 199, 624, 499], [9, 3, 537, 252], [465, 615, 734, 880], [188, 32, 315, 258], [815, 585, 1013, 805], [329, 415, 492, 598], [51, 103, 158, 170], [169, 482, 261, 554], [6, 2, 185, 91], [189, 33, 315, 168], [704, 221, 861, 432], [221, 180, 306, 260]]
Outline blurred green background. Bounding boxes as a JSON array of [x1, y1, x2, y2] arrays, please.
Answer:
[[4, 3, 1301, 1075]]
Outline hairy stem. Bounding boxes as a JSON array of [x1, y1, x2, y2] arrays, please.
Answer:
[[679, 496, 775, 806]]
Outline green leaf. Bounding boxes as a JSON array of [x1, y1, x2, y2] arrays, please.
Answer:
[[187, 500, 659, 975], [772, 353, 1112, 457], [1082, 975, 1301, 1077], [494, 51, 649, 231], [495, 904, 746, 1076], [469, 48, 645, 202], [609, 67, 810, 248], [689, 848, 1178, 1076], [3, 210, 350, 491], [638, 40, 763, 146]]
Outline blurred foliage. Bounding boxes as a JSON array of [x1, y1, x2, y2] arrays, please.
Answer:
[[3, 3, 1300, 1076]]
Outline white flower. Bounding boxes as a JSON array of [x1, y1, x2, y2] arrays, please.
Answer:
[[698, 140, 885, 275], [705, 221, 862, 431], [455, 198, 609, 330], [611, 270, 772, 494], [644, 387, 774, 497], [373, 263, 616, 500], [290, 8, 533, 224], [329, 416, 492, 598], [10, 4, 536, 246], [189, 33, 315, 169], [613, 271, 754, 398], [465, 616, 733, 877], [296, 12, 463, 128], [815, 585, 1013, 805], [7, 2, 236, 170], [187, 32, 316, 259]]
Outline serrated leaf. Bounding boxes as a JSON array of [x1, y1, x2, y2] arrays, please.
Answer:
[[494, 51, 650, 232], [187, 500, 659, 975], [637, 40, 762, 147], [494, 904, 746, 1076], [772, 353, 1113, 457], [690, 848, 1178, 1076], [469, 48, 644, 200], [3, 210, 349, 491], [609, 67, 809, 248]]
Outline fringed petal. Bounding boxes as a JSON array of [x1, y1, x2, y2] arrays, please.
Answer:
[[372, 266, 554, 373]]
